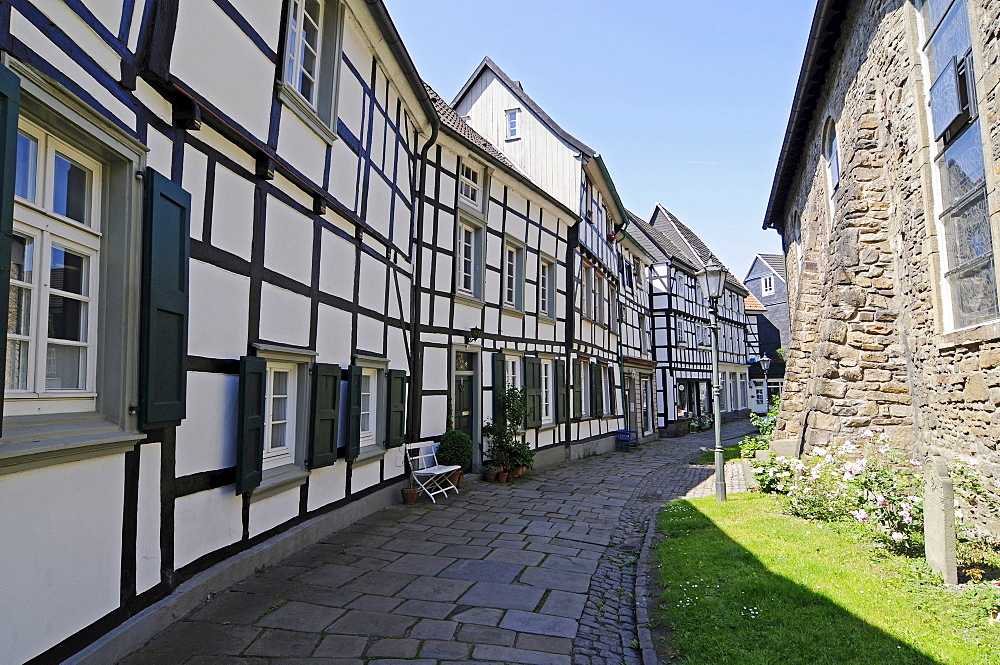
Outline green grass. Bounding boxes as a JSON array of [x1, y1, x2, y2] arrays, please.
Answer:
[[653, 494, 1000, 665], [691, 445, 741, 465]]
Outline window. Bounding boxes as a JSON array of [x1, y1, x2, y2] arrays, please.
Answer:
[[762, 275, 775, 296], [580, 360, 590, 417], [504, 243, 524, 310], [8, 120, 101, 399], [540, 359, 553, 424], [539, 259, 555, 318], [281, 0, 343, 139], [740, 375, 748, 410], [920, 0, 996, 329], [505, 108, 521, 140], [729, 372, 738, 412], [459, 162, 482, 208], [624, 261, 634, 290], [263, 362, 298, 469], [506, 356, 521, 390], [595, 275, 605, 325], [824, 119, 840, 194], [456, 220, 483, 299], [359, 367, 378, 445], [582, 262, 594, 319], [639, 314, 649, 353]]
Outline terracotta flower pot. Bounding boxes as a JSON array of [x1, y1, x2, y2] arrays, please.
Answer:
[[485, 469, 498, 482], [401, 488, 420, 505], [449, 470, 463, 488], [498, 472, 509, 483]]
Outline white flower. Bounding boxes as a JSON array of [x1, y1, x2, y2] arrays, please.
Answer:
[[891, 532, 906, 542]]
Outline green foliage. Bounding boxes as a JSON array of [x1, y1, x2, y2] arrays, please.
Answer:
[[692, 445, 740, 465], [437, 428, 473, 471], [739, 435, 771, 459], [740, 395, 780, 458], [482, 384, 533, 471], [775, 348, 786, 362], [653, 494, 1000, 664]]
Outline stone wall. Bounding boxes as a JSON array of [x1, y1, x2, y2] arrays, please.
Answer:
[[775, 0, 1000, 536]]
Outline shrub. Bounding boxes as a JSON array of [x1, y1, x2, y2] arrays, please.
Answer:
[[437, 428, 473, 471], [749, 453, 798, 494], [482, 384, 533, 471], [739, 435, 770, 459], [740, 395, 780, 458]]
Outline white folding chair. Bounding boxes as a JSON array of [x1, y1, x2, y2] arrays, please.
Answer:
[[405, 442, 461, 503]]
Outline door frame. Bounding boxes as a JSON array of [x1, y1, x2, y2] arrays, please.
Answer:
[[452, 345, 482, 472]]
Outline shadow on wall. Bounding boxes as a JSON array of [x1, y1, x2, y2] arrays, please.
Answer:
[[652, 500, 944, 665]]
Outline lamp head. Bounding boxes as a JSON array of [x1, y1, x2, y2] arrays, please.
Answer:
[[697, 256, 728, 301], [466, 326, 481, 343], [759, 357, 771, 372]]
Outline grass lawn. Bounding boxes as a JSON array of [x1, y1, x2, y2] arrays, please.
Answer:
[[691, 445, 741, 465], [653, 493, 1000, 665]]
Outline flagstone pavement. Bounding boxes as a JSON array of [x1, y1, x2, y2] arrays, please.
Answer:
[[122, 421, 757, 665]]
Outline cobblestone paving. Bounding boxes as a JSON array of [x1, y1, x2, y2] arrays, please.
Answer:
[[124, 422, 756, 665]]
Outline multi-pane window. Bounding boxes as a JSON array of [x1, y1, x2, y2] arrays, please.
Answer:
[[264, 362, 297, 469], [762, 275, 774, 295], [459, 163, 482, 208], [639, 314, 649, 353], [457, 221, 483, 299], [360, 367, 378, 444], [582, 263, 594, 319], [540, 260, 554, 317], [921, 0, 994, 328], [504, 243, 524, 310], [540, 360, 553, 424], [8, 121, 101, 398], [506, 108, 520, 139], [285, 0, 324, 105], [506, 356, 521, 389], [580, 360, 590, 418], [595, 275, 605, 325]]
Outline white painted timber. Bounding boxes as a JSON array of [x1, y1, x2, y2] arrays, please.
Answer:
[[136, 442, 162, 595]]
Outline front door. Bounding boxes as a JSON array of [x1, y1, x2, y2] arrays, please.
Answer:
[[453, 350, 480, 471], [455, 375, 474, 439], [626, 377, 637, 432]]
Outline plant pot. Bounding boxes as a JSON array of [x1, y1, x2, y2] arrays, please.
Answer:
[[498, 472, 509, 483], [401, 488, 420, 505], [449, 470, 463, 488], [485, 469, 498, 482]]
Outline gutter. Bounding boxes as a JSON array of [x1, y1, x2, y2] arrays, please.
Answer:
[[594, 154, 630, 233]]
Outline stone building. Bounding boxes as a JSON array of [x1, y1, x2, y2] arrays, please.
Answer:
[[764, 0, 1000, 533]]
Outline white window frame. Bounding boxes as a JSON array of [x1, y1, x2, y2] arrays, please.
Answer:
[[459, 161, 483, 209], [503, 241, 524, 311], [540, 359, 553, 424], [762, 275, 775, 296], [284, 0, 325, 107], [595, 274, 605, 326], [506, 356, 521, 390], [359, 366, 379, 447], [539, 258, 555, 318], [7, 118, 103, 406], [263, 361, 298, 470], [824, 118, 840, 195], [505, 108, 521, 140], [456, 218, 484, 300], [603, 366, 612, 416], [582, 262, 594, 319], [580, 360, 590, 418]]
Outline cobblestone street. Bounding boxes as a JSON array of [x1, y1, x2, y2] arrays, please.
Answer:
[[124, 422, 756, 665]]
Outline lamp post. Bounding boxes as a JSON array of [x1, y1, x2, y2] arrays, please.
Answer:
[[696, 256, 729, 502], [759, 356, 771, 408]]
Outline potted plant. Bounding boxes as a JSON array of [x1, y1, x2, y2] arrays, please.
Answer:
[[483, 384, 531, 482], [437, 428, 473, 488], [485, 465, 498, 482]]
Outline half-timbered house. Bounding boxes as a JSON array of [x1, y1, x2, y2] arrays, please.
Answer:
[[0, 1, 436, 662], [413, 86, 576, 469], [616, 224, 657, 441], [452, 57, 628, 456], [631, 206, 750, 435]]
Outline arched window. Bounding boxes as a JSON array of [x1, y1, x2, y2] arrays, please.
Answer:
[[824, 119, 840, 194]]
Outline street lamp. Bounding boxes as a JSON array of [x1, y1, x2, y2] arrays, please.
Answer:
[[759, 356, 771, 407], [697, 256, 729, 502]]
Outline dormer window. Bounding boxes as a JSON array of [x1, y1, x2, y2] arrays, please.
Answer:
[[506, 108, 521, 140], [459, 162, 482, 208], [762, 275, 775, 296]]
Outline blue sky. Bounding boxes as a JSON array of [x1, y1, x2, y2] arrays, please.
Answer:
[[386, 0, 816, 280]]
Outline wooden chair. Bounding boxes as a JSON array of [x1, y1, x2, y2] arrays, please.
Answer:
[[405, 442, 461, 503]]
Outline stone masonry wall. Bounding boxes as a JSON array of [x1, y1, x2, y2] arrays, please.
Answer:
[[777, 0, 1000, 536]]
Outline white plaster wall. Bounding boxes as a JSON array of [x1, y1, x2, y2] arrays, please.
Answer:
[[316, 304, 353, 364], [421, 395, 448, 438], [387, 327, 407, 369], [501, 314, 521, 338], [329, 140, 360, 210], [277, 108, 327, 185], [307, 461, 348, 511], [136, 442, 162, 595], [383, 446, 407, 480], [212, 166, 256, 260], [183, 146, 209, 242], [78, 0, 126, 36], [172, 0, 272, 138], [392, 198, 411, 252], [0, 456, 124, 665], [175, 372, 239, 476], [319, 228, 357, 298], [423, 347, 448, 392], [228, 0, 283, 50], [259, 283, 312, 347], [174, 487, 243, 569], [249, 489, 300, 539], [37, 1, 121, 80], [188, 260, 250, 359], [356, 314, 384, 355], [145, 128, 174, 177], [351, 458, 381, 492], [358, 253, 387, 312], [365, 176, 392, 239], [265, 197, 314, 286], [453, 303, 480, 331]]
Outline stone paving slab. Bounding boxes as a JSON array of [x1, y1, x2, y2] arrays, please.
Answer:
[[122, 422, 756, 665]]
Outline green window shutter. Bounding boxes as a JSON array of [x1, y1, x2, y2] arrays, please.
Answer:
[[387, 369, 407, 448], [492, 352, 506, 427], [0, 65, 20, 434], [572, 358, 582, 420], [345, 365, 362, 460], [592, 363, 604, 418], [607, 366, 617, 416], [308, 363, 341, 469], [525, 357, 542, 429], [236, 356, 267, 495], [555, 359, 567, 424], [139, 168, 191, 430]]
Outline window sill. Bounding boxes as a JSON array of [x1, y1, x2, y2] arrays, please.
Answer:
[[538, 314, 557, 325], [454, 293, 485, 309], [353, 445, 385, 466], [250, 464, 309, 504], [458, 199, 485, 219], [277, 83, 339, 146], [502, 307, 525, 319], [0, 412, 144, 476], [937, 320, 1000, 349]]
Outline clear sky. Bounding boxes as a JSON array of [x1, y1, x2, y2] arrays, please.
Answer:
[[386, 0, 816, 281]]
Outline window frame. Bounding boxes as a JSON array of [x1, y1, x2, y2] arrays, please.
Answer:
[[503, 239, 525, 311], [262, 360, 298, 470], [540, 358, 553, 425], [582, 262, 594, 320], [359, 366, 379, 447], [455, 217, 485, 301], [505, 108, 521, 140], [458, 161, 483, 210], [539, 257, 555, 319], [762, 275, 775, 296], [505, 355, 522, 391], [824, 118, 840, 195], [580, 359, 590, 418]]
